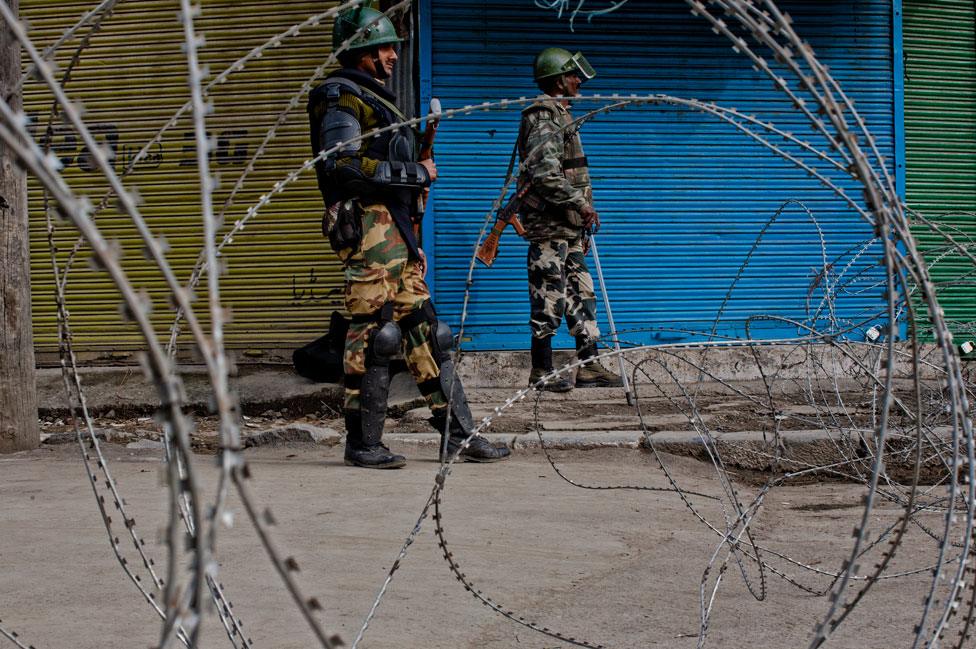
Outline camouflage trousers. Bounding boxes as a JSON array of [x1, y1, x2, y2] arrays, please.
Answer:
[[527, 235, 601, 341], [338, 203, 446, 414]]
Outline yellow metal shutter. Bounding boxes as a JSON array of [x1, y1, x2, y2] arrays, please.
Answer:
[[22, 0, 340, 363]]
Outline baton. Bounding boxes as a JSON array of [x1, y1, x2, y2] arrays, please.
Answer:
[[589, 236, 634, 406]]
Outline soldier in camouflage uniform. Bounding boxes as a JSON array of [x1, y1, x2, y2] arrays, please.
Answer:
[[519, 47, 623, 392], [307, 7, 509, 468]]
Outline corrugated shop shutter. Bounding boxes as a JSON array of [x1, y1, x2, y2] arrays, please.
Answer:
[[425, 0, 895, 350], [904, 0, 976, 334], [22, 0, 340, 362]]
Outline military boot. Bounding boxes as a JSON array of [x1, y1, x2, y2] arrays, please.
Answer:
[[429, 409, 511, 463], [575, 336, 623, 388], [528, 337, 573, 392], [343, 411, 406, 469]]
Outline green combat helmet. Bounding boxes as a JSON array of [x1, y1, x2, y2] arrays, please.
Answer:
[[533, 47, 596, 83], [333, 5, 402, 51]]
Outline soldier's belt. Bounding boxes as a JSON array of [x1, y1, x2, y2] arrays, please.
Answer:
[[350, 301, 395, 324], [562, 156, 588, 170]]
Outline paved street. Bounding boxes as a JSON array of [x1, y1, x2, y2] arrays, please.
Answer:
[[0, 442, 946, 648]]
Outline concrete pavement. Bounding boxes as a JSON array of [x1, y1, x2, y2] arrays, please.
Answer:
[[0, 444, 941, 648]]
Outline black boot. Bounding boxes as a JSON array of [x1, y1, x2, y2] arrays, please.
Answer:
[[344, 320, 407, 469], [529, 337, 573, 392], [343, 411, 406, 469], [429, 409, 511, 463], [416, 310, 510, 462]]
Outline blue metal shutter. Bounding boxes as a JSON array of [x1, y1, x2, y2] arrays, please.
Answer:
[[424, 0, 896, 350]]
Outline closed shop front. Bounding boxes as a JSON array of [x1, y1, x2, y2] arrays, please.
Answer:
[[22, 1, 340, 362], [904, 0, 976, 335], [423, 0, 898, 350]]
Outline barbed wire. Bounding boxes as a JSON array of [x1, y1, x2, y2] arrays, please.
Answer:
[[429, 2, 974, 647], [164, 0, 413, 357], [49, 0, 380, 334], [0, 620, 35, 649], [30, 1, 182, 636], [4, 0, 976, 647], [0, 68, 205, 649]]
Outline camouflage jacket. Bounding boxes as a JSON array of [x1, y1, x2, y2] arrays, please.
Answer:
[[517, 100, 592, 242]]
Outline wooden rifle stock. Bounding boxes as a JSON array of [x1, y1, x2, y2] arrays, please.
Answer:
[[476, 187, 529, 267]]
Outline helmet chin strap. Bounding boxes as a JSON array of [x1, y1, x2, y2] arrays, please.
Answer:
[[554, 75, 569, 97], [371, 47, 390, 80]]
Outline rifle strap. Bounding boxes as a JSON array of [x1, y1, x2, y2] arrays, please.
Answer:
[[503, 139, 518, 189]]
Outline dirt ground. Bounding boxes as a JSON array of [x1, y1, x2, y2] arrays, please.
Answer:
[[0, 443, 956, 649]]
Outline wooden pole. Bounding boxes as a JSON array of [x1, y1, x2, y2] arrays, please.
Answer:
[[0, 0, 40, 453]]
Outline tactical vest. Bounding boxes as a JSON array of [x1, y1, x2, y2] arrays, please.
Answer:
[[517, 101, 592, 216]]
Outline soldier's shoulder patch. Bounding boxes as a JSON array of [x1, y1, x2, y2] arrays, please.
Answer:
[[526, 110, 555, 126], [523, 102, 557, 120]]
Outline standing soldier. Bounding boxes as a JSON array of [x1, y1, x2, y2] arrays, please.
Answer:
[[307, 6, 510, 468], [519, 47, 623, 392]]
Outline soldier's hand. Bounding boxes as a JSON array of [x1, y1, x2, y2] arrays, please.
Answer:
[[418, 248, 428, 278], [420, 158, 438, 184], [581, 205, 600, 234]]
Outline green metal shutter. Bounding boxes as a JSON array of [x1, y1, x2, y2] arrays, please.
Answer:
[[905, 0, 976, 333], [22, 1, 340, 363]]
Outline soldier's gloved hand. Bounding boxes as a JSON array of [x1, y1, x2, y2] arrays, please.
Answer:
[[420, 158, 438, 183], [581, 204, 600, 234]]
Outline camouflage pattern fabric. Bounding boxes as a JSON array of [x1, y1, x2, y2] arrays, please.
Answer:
[[517, 101, 593, 243], [527, 235, 600, 342], [338, 203, 445, 413]]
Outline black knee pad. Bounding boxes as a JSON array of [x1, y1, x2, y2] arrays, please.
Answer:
[[397, 300, 454, 364], [367, 321, 401, 366], [432, 319, 455, 362]]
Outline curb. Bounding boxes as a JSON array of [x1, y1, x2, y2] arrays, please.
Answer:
[[385, 431, 646, 450], [242, 424, 342, 448], [45, 420, 952, 484]]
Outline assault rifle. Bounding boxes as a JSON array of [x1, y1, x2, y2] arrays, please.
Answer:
[[475, 186, 529, 267]]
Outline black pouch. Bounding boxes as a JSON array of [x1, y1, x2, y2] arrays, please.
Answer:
[[292, 310, 408, 382], [326, 199, 362, 253], [292, 311, 349, 383]]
